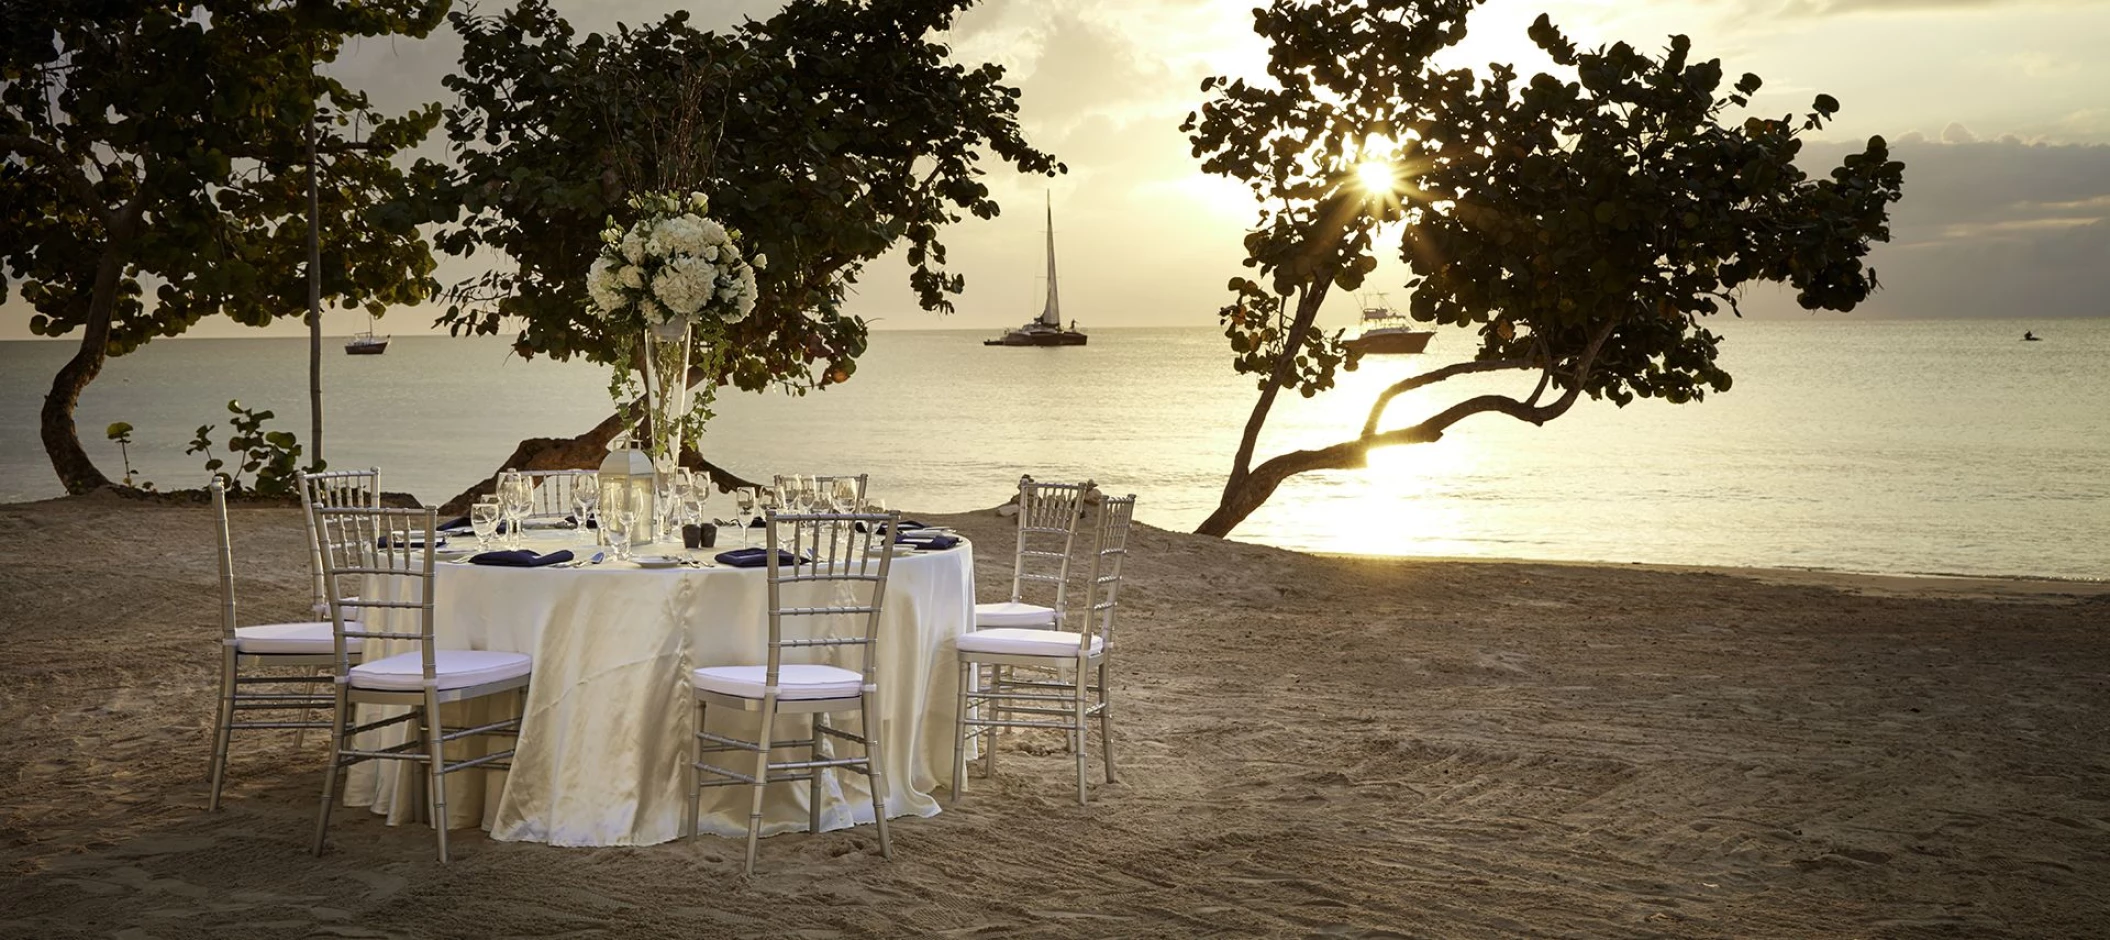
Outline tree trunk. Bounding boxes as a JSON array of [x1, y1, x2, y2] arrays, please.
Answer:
[[437, 410, 761, 516], [306, 101, 325, 468], [1202, 278, 1332, 538], [41, 243, 132, 495]]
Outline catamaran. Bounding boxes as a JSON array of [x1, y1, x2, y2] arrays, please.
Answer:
[[984, 196, 1086, 347]]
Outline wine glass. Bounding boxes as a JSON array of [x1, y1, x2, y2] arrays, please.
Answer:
[[469, 496, 502, 553], [830, 478, 861, 514], [682, 477, 710, 554], [497, 471, 531, 548], [570, 471, 598, 531], [733, 487, 758, 548], [604, 494, 636, 562]]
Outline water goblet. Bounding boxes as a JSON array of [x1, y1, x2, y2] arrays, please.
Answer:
[[469, 497, 501, 553], [497, 471, 531, 548]]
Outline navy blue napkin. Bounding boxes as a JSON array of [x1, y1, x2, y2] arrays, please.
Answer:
[[856, 519, 925, 534], [563, 514, 599, 530], [713, 548, 803, 568], [468, 549, 574, 568], [895, 533, 960, 551], [378, 534, 446, 549], [438, 516, 506, 535]]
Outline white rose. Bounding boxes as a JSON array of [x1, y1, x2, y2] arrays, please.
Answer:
[[619, 264, 645, 290], [620, 233, 645, 264], [698, 219, 728, 246]]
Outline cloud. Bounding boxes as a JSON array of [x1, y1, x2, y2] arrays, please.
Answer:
[[1746, 137, 2110, 318]]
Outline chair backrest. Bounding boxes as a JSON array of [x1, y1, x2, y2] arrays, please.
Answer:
[[1007, 475, 1095, 623], [299, 468, 381, 614], [520, 469, 593, 519], [1074, 494, 1137, 652], [209, 481, 244, 643], [761, 508, 898, 692], [312, 504, 439, 679], [773, 473, 870, 508]]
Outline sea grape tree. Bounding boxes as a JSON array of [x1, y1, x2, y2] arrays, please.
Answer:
[[1, 0, 446, 494], [418, 0, 1060, 505], [1183, 0, 1904, 537]]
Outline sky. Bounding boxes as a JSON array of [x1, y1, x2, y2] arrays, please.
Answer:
[[9, 0, 2108, 341]]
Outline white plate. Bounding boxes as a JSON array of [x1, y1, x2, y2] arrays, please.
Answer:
[[901, 528, 954, 538], [630, 555, 684, 568]]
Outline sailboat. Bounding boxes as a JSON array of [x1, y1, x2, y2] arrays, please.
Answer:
[[343, 313, 389, 355], [984, 195, 1087, 347]]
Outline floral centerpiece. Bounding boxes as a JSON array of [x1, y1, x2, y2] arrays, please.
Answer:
[[585, 191, 764, 473]]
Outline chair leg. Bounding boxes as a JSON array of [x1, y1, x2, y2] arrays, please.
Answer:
[[312, 685, 349, 856], [290, 665, 326, 752], [1098, 661, 1117, 784], [1072, 659, 1091, 806], [982, 664, 999, 779], [951, 657, 971, 803], [860, 693, 893, 861], [808, 713, 826, 835], [207, 648, 238, 810], [422, 693, 450, 864], [685, 698, 705, 841], [743, 700, 777, 875]]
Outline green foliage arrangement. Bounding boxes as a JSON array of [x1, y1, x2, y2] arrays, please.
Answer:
[[2, 0, 446, 495], [1183, 0, 1905, 536], [104, 421, 142, 488], [187, 400, 306, 499]]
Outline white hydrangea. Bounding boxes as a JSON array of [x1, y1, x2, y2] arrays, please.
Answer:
[[588, 193, 761, 337], [586, 257, 623, 317], [620, 233, 645, 265]]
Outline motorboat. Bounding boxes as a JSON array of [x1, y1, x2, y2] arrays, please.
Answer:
[[1342, 294, 1432, 355]]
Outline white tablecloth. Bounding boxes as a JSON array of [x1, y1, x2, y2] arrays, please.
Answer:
[[342, 532, 974, 846]]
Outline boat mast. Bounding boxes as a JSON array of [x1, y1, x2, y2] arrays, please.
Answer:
[[1038, 192, 1061, 328]]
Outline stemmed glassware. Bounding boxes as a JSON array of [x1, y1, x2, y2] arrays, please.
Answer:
[[733, 487, 758, 548], [469, 496, 502, 553], [497, 471, 533, 549], [830, 478, 860, 514], [681, 475, 710, 557], [571, 471, 598, 533]]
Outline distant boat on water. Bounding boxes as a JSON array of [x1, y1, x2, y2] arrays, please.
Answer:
[[344, 315, 389, 355], [2024, 330, 2042, 341], [984, 196, 1086, 347], [1343, 293, 1432, 355]]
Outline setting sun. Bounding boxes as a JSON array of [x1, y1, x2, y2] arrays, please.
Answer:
[[1355, 159, 1394, 195]]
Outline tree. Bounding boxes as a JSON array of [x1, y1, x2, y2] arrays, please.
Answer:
[[1182, 0, 1904, 537], [419, 0, 1060, 507], [1, 0, 445, 494]]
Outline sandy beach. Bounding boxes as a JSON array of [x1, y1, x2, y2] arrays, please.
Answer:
[[3, 490, 2107, 939]]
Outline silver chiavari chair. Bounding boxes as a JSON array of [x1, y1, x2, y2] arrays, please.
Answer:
[[310, 504, 532, 863], [973, 475, 1094, 631], [954, 494, 1135, 804], [205, 481, 357, 811], [297, 468, 381, 618], [686, 508, 900, 874], [520, 469, 593, 521]]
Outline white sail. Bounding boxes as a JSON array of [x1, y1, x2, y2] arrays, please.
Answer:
[[1038, 194, 1061, 328]]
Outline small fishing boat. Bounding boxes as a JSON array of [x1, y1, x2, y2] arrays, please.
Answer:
[[1343, 294, 1432, 355], [344, 316, 389, 355], [985, 195, 1086, 347]]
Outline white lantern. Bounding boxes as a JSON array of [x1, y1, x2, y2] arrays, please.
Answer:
[[598, 430, 658, 547]]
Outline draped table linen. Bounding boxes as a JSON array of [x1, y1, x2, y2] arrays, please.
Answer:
[[341, 533, 974, 846]]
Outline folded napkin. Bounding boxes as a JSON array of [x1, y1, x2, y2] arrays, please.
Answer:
[[437, 516, 504, 535], [377, 534, 446, 549], [713, 548, 805, 568], [468, 549, 574, 568], [895, 533, 961, 551], [563, 514, 599, 530], [855, 519, 926, 534]]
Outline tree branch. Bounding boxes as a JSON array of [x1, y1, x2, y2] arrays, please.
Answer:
[[1358, 357, 1533, 437]]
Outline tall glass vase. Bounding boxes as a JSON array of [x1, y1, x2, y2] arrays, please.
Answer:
[[637, 321, 690, 544]]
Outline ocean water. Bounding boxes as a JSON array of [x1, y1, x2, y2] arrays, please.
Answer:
[[2, 319, 2104, 580]]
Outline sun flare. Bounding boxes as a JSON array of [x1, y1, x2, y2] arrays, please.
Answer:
[[1356, 160, 1395, 195]]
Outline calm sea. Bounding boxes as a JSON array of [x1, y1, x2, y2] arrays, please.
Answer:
[[3, 319, 2104, 580]]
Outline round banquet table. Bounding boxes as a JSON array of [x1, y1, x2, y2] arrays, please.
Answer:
[[340, 530, 974, 847]]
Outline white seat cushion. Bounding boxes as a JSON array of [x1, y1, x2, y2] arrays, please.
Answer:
[[956, 627, 1102, 658], [348, 649, 532, 691], [974, 601, 1058, 629], [234, 621, 363, 655], [691, 663, 865, 701]]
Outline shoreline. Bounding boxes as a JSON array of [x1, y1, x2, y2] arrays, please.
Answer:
[[1313, 549, 2110, 600]]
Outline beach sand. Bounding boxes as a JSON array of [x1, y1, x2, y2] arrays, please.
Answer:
[[3, 491, 2107, 938]]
